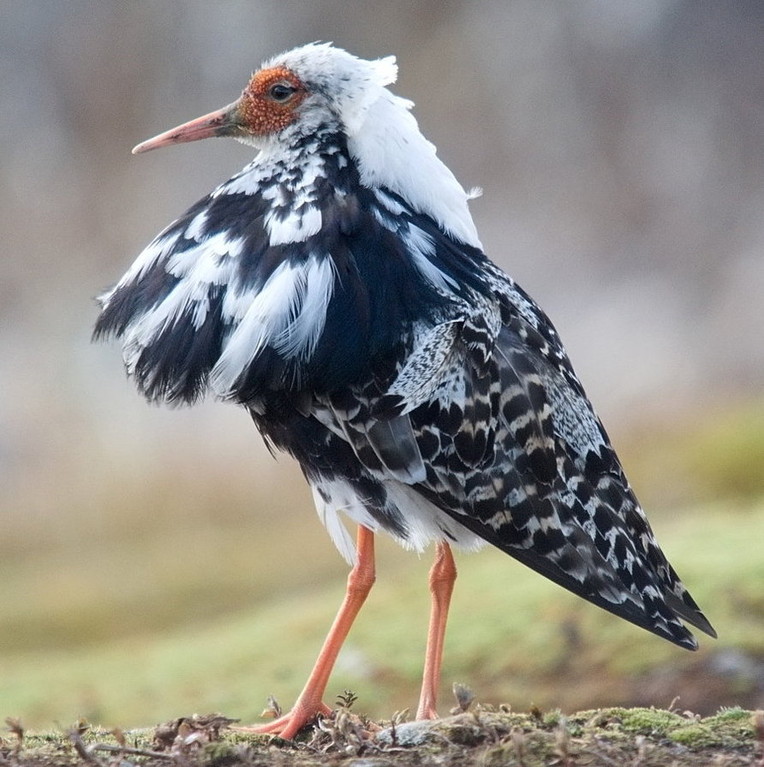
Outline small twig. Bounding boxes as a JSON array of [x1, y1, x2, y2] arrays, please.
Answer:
[[387, 708, 409, 748], [553, 716, 575, 767], [69, 724, 176, 763], [67, 728, 105, 766], [90, 743, 175, 760], [509, 727, 527, 767]]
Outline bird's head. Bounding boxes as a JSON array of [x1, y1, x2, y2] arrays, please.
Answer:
[[132, 42, 398, 154]]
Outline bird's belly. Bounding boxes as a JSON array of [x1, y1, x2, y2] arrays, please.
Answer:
[[310, 474, 486, 565]]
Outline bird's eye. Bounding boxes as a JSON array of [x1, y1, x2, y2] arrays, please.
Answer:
[[268, 83, 297, 102]]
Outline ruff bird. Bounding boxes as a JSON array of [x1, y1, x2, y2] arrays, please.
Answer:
[[95, 43, 715, 738]]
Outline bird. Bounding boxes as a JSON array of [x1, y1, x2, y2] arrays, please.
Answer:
[[94, 42, 715, 738]]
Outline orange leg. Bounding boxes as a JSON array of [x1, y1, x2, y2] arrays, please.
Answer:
[[239, 526, 376, 739], [416, 541, 457, 720]]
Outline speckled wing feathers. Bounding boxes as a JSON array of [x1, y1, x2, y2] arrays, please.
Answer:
[[432, 298, 712, 647], [97, 81, 714, 649], [306, 268, 715, 648]]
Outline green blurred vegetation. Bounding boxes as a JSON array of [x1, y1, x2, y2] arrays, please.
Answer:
[[1, 399, 763, 729], [622, 398, 764, 507]]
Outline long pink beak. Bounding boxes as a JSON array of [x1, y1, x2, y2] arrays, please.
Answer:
[[132, 101, 244, 155]]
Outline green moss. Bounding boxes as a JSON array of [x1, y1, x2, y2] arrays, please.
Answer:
[[202, 741, 241, 766], [540, 709, 563, 728], [570, 706, 757, 750], [708, 706, 751, 723], [669, 723, 717, 747], [669, 707, 756, 748], [615, 706, 685, 735]]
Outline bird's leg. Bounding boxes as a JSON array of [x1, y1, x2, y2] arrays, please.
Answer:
[[416, 541, 457, 720], [239, 526, 376, 740]]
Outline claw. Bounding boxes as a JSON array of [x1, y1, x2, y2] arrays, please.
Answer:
[[236, 701, 333, 739]]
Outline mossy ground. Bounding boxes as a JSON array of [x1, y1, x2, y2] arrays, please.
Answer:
[[3, 707, 762, 767]]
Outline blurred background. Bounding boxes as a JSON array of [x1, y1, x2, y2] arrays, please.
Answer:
[[1, 1, 762, 729]]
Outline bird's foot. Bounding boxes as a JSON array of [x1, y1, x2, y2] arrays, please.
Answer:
[[415, 692, 440, 721], [236, 700, 333, 740]]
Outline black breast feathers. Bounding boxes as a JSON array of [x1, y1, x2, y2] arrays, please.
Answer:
[[95, 129, 486, 404]]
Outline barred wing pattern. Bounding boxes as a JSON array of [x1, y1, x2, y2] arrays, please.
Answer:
[[305, 263, 714, 650]]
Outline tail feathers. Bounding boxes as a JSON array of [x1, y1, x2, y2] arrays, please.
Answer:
[[505, 530, 704, 651], [664, 588, 717, 639], [435, 493, 714, 651]]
